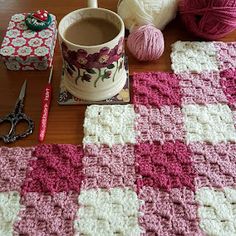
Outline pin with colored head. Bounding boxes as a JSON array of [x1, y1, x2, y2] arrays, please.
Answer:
[[25, 10, 52, 31]]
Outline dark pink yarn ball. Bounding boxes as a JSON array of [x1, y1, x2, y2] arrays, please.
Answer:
[[179, 0, 236, 40]]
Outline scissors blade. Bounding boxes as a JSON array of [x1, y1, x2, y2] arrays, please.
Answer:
[[15, 80, 27, 106]]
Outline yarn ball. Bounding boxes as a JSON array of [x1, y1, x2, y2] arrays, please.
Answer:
[[127, 24, 164, 61], [117, 0, 178, 31], [179, 0, 236, 40]]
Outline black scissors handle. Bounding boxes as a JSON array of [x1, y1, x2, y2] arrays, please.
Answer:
[[0, 112, 34, 143]]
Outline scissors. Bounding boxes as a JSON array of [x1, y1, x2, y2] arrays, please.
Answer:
[[0, 80, 34, 143]]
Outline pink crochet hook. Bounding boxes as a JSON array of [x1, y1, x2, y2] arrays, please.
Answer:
[[38, 66, 53, 142]]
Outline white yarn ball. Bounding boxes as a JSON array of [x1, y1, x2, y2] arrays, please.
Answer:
[[117, 0, 178, 31]]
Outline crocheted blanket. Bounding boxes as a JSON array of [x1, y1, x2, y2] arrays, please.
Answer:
[[1, 41, 236, 236]]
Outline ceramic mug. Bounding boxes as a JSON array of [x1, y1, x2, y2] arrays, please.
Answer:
[[58, 0, 126, 101]]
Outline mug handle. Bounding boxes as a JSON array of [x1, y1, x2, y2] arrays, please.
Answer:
[[87, 0, 98, 8]]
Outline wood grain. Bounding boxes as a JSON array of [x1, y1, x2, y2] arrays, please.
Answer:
[[0, 0, 235, 147]]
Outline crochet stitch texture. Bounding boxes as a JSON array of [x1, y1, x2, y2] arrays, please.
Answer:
[[0, 192, 20, 236], [82, 144, 136, 190], [190, 143, 236, 189], [215, 42, 236, 71], [179, 71, 228, 105], [83, 105, 137, 147], [75, 188, 141, 236], [171, 41, 219, 73], [183, 104, 236, 144], [15, 192, 78, 236], [0, 41, 236, 236], [139, 187, 201, 235], [135, 105, 185, 144], [0, 147, 34, 192], [171, 41, 236, 74], [196, 187, 236, 236], [132, 72, 182, 107], [220, 68, 236, 109], [22, 144, 84, 194], [135, 141, 195, 191]]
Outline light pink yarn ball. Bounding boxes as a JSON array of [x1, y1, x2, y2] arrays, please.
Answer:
[[127, 25, 165, 61], [179, 0, 236, 40]]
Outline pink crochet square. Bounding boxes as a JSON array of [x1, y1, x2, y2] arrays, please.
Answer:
[[21, 144, 84, 195], [139, 187, 202, 235], [215, 42, 236, 71], [14, 192, 78, 236], [0, 147, 34, 192], [132, 72, 182, 107], [82, 145, 136, 190], [179, 72, 227, 105], [135, 105, 185, 144], [220, 69, 236, 109], [190, 142, 236, 188], [135, 141, 195, 191]]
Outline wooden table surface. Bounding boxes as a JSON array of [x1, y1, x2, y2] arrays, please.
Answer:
[[0, 0, 235, 147]]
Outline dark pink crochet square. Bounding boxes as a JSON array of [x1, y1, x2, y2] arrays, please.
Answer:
[[220, 69, 236, 109], [190, 142, 236, 188], [0, 147, 34, 192], [215, 42, 236, 71], [179, 72, 227, 105], [132, 72, 182, 107], [82, 144, 136, 190], [22, 144, 84, 195], [135, 105, 185, 144], [135, 141, 195, 191], [14, 192, 78, 236], [139, 187, 202, 235]]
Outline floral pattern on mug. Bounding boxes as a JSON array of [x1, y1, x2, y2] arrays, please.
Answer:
[[12, 37, 26, 47], [0, 46, 15, 56], [62, 37, 124, 87], [17, 46, 32, 56], [58, 64, 130, 104]]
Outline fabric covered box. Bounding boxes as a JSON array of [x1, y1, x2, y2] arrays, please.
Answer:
[[0, 13, 57, 70]]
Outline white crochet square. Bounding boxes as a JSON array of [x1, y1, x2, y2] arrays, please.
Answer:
[[74, 188, 141, 236], [171, 41, 219, 73], [183, 104, 236, 144], [0, 192, 20, 236], [196, 187, 236, 236], [83, 105, 137, 147]]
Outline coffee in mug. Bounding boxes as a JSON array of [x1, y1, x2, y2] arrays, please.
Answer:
[[64, 17, 120, 46], [58, 0, 126, 101]]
